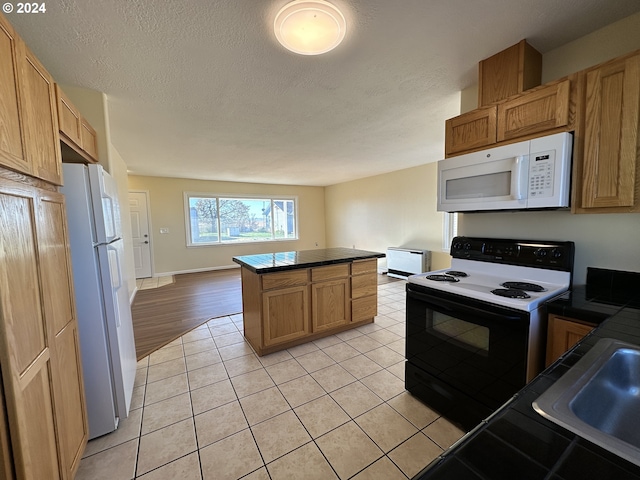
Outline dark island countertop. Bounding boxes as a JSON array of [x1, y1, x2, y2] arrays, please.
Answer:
[[232, 247, 385, 274], [415, 267, 640, 480]]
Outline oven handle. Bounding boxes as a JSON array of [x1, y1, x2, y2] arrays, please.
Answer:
[[407, 288, 524, 322]]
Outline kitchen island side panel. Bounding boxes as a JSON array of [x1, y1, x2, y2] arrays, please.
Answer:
[[240, 266, 263, 355]]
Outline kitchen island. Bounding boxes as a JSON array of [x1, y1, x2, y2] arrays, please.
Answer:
[[232, 247, 385, 356], [414, 268, 640, 479]]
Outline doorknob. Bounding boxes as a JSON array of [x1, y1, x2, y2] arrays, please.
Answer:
[[144, 241, 149, 244]]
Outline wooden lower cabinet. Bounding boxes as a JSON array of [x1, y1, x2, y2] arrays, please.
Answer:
[[351, 259, 378, 322], [241, 260, 378, 356], [263, 286, 309, 347], [546, 314, 596, 367], [312, 278, 350, 333], [0, 173, 87, 479]]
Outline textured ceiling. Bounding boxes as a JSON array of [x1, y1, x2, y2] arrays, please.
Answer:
[[9, 0, 640, 186]]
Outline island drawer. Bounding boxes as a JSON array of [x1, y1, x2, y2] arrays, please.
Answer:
[[311, 264, 350, 282], [351, 259, 378, 275], [351, 273, 377, 299], [261, 269, 308, 290], [352, 295, 377, 322]]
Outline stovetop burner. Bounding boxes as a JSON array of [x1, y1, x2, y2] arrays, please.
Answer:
[[426, 274, 460, 282], [491, 288, 531, 299], [501, 282, 546, 292], [445, 271, 468, 277], [408, 237, 574, 312]]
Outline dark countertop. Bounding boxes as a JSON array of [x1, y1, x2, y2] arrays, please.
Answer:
[[232, 247, 385, 274], [415, 268, 640, 480]]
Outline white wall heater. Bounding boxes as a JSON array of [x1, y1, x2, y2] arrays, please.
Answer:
[[386, 248, 431, 279]]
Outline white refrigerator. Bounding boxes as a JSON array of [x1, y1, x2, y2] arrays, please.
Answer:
[[61, 163, 138, 439]]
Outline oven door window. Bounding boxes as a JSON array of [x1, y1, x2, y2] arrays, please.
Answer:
[[432, 313, 490, 354]]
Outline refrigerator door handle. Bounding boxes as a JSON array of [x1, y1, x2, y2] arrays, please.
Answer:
[[103, 196, 117, 241], [107, 245, 123, 328]]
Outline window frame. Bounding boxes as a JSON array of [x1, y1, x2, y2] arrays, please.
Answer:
[[184, 192, 299, 247], [442, 212, 459, 251]]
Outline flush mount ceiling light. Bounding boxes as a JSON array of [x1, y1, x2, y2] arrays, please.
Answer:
[[274, 0, 346, 55]]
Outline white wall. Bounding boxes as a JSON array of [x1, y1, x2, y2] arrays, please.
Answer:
[[325, 163, 452, 271], [61, 86, 137, 300], [459, 211, 640, 284], [127, 175, 326, 275]]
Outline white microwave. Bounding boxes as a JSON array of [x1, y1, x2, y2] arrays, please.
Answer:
[[437, 132, 573, 212]]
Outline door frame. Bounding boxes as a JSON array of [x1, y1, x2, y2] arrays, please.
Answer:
[[128, 190, 154, 279]]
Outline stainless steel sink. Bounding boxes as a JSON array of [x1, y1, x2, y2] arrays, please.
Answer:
[[533, 338, 640, 467]]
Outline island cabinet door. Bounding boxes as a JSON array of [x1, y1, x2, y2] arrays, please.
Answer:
[[310, 264, 350, 333], [311, 278, 350, 333], [262, 286, 309, 347]]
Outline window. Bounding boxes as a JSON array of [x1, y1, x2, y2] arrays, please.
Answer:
[[185, 194, 298, 246], [442, 212, 458, 251]]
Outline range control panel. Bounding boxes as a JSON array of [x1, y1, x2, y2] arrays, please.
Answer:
[[450, 236, 575, 271]]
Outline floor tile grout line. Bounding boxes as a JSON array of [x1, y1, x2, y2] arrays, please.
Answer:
[[82, 279, 452, 479]]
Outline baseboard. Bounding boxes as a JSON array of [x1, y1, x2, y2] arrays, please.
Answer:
[[130, 285, 138, 305], [154, 264, 240, 277]]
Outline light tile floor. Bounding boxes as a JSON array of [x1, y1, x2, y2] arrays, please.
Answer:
[[76, 279, 465, 480]]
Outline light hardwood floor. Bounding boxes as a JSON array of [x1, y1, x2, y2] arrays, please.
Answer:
[[131, 270, 243, 360]]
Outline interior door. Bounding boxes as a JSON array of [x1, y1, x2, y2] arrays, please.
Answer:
[[129, 191, 152, 278]]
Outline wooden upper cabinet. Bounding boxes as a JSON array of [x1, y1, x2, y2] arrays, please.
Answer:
[[0, 15, 28, 175], [579, 53, 640, 211], [56, 86, 82, 147], [55, 85, 98, 163], [479, 40, 542, 107], [16, 40, 62, 185], [80, 119, 98, 160], [0, 13, 63, 184], [445, 106, 497, 156], [497, 79, 571, 142]]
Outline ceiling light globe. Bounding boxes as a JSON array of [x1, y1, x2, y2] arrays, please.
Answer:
[[274, 0, 346, 55]]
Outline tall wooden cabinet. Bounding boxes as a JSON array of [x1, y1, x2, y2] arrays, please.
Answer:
[[0, 174, 88, 480], [0, 11, 88, 480]]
